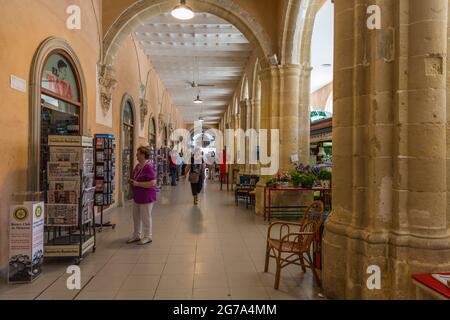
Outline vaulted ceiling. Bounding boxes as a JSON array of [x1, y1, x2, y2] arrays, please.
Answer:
[[135, 12, 253, 125]]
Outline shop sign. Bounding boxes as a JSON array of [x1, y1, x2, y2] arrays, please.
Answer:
[[41, 54, 79, 102], [48, 135, 93, 147], [8, 202, 45, 283], [10, 75, 27, 93], [311, 132, 333, 143]]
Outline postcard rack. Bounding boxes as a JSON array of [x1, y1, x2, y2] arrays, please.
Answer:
[[94, 134, 116, 232]]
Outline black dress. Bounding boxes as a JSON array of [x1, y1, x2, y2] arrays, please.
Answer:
[[190, 163, 204, 196]]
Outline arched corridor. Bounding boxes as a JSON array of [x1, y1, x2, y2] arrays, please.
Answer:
[[1, 0, 450, 302]]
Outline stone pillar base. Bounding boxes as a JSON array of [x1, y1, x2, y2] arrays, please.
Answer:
[[323, 219, 450, 300]]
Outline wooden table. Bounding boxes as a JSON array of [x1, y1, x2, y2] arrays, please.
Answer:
[[264, 187, 331, 221]]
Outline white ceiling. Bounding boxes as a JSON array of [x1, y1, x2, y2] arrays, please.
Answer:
[[310, 0, 334, 93], [136, 12, 252, 124]]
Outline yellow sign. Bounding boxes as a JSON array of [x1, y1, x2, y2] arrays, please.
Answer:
[[35, 206, 43, 218], [14, 208, 28, 221]]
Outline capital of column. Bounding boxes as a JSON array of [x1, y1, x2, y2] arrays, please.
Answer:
[[258, 64, 301, 81]]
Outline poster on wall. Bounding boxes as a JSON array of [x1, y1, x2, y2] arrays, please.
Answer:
[[8, 202, 45, 283]]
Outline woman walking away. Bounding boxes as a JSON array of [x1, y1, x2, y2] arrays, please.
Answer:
[[185, 149, 206, 205], [128, 146, 158, 245], [169, 150, 178, 186]]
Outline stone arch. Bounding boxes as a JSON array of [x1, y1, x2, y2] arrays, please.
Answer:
[[28, 37, 88, 191], [251, 58, 261, 101], [240, 74, 249, 102], [280, 0, 325, 65], [103, 0, 273, 68]]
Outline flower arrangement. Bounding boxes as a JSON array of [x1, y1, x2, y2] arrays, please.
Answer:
[[266, 164, 332, 189], [266, 171, 291, 187]]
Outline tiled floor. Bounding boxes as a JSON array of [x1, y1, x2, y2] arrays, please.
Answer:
[[0, 179, 323, 300]]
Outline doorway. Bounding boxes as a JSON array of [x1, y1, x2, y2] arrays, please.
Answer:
[[122, 98, 135, 203]]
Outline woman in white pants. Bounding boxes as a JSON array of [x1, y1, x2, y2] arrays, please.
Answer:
[[128, 146, 158, 245]]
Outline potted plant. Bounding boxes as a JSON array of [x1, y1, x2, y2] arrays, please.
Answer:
[[276, 172, 291, 188], [317, 169, 332, 189], [300, 173, 317, 189], [291, 172, 303, 188]]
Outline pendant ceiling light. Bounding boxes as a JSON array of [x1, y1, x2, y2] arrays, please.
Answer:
[[171, 0, 195, 20], [194, 94, 203, 104]]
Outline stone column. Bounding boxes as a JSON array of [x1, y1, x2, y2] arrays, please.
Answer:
[[278, 65, 301, 170], [254, 65, 302, 214], [251, 98, 261, 174], [299, 64, 313, 165], [239, 101, 248, 172], [323, 0, 450, 300]]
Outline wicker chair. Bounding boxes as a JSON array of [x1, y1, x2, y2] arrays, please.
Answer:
[[265, 201, 325, 289]]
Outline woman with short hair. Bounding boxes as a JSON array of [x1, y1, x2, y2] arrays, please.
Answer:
[[128, 146, 157, 245]]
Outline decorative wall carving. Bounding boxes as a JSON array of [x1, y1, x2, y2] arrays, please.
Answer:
[[98, 64, 118, 114], [158, 113, 167, 132], [139, 84, 149, 130]]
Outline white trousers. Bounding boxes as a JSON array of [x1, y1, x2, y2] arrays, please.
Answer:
[[133, 202, 154, 239]]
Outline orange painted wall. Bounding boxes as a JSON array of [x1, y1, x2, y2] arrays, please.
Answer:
[[0, 0, 184, 270]]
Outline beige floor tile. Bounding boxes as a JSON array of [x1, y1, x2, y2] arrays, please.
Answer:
[[227, 273, 264, 288], [154, 289, 193, 300], [193, 288, 232, 300], [131, 264, 165, 276], [0, 276, 58, 295], [224, 261, 257, 273], [230, 287, 270, 300], [195, 262, 226, 274], [258, 272, 301, 289], [120, 275, 160, 292], [264, 287, 303, 300], [44, 274, 93, 292], [158, 275, 194, 290], [115, 290, 156, 300], [163, 262, 195, 275], [138, 254, 168, 264], [170, 246, 197, 255], [83, 276, 127, 292], [0, 293, 37, 300], [76, 291, 118, 300], [109, 255, 140, 264], [36, 290, 77, 300], [194, 273, 228, 289], [98, 263, 136, 277], [167, 254, 196, 263], [195, 254, 224, 263]]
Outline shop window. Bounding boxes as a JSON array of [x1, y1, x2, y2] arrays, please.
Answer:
[[40, 51, 82, 192]]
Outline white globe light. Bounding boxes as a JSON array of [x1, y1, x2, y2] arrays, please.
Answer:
[[171, 5, 194, 20]]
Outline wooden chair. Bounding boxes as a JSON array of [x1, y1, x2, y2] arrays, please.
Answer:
[[265, 201, 325, 289]]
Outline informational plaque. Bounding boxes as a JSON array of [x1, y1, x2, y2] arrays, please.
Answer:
[[8, 202, 45, 283]]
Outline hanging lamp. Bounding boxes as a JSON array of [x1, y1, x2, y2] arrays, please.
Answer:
[[171, 0, 195, 20], [194, 93, 203, 104]]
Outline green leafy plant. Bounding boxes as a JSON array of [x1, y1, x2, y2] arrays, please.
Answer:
[[317, 169, 332, 181], [290, 172, 303, 187], [300, 173, 317, 188]]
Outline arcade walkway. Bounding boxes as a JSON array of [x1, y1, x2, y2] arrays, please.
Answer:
[[0, 180, 321, 300]]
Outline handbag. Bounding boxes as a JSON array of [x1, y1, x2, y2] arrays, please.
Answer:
[[189, 172, 200, 184], [189, 164, 201, 183]]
